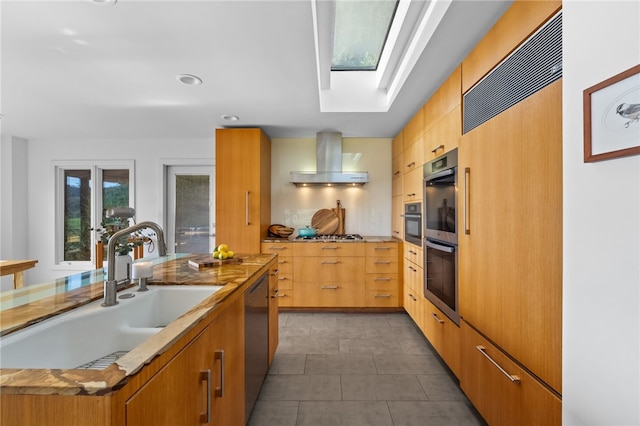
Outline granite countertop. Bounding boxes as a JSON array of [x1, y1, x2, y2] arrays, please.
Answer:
[[0, 253, 275, 396]]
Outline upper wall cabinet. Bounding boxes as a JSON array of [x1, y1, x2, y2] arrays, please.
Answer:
[[423, 66, 462, 159], [215, 128, 271, 254]]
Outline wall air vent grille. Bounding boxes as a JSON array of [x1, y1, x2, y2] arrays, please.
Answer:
[[463, 12, 562, 134]]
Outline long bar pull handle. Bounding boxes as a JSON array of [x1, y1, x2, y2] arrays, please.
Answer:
[[270, 246, 286, 250], [278, 276, 288, 281], [476, 346, 521, 384], [408, 266, 417, 272], [215, 350, 225, 397], [321, 260, 339, 264], [375, 294, 391, 298], [375, 260, 391, 264], [432, 313, 445, 324], [407, 161, 416, 168], [464, 167, 471, 235], [431, 144, 445, 153], [374, 246, 391, 250], [245, 191, 250, 226], [200, 369, 211, 424], [374, 277, 392, 281], [321, 285, 339, 289], [321, 246, 339, 250]]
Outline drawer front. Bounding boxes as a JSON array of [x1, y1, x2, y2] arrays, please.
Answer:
[[293, 281, 365, 307], [460, 321, 561, 426], [365, 274, 399, 291], [276, 273, 294, 290], [365, 243, 399, 258], [275, 257, 293, 275], [365, 290, 399, 307], [365, 257, 399, 274], [404, 244, 423, 268], [275, 289, 294, 307], [404, 262, 423, 295], [293, 242, 365, 257], [261, 242, 293, 255], [294, 257, 365, 283]]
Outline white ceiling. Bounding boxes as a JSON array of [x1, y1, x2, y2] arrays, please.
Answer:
[[0, 0, 512, 140]]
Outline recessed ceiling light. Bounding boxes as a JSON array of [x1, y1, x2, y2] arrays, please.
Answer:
[[176, 74, 203, 85], [221, 114, 239, 121], [92, 0, 117, 5]]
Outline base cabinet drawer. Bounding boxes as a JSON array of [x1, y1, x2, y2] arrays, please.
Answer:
[[365, 290, 399, 307], [293, 281, 365, 307], [460, 321, 561, 426], [422, 299, 460, 377]]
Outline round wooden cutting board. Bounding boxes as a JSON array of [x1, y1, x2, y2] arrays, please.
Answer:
[[311, 209, 339, 235]]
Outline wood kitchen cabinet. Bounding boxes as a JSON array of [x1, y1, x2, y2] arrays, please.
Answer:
[[364, 242, 400, 308], [292, 242, 365, 307], [457, 1, 563, 422], [261, 242, 294, 307], [126, 297, 244, 426], [421, 298, 460, 377], [402, 243, 424, 330], [459, 321, 561, 426], [267, 264, 279, 365], [216, 128, 271, 254], [423, 65, 461, 159]]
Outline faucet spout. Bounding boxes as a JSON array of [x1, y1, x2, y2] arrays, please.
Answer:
[[103, 221, 167, 307]]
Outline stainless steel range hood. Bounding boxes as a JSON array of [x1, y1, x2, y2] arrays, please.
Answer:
[[289, 132, 369, 186]]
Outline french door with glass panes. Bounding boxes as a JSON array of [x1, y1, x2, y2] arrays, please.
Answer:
[[166, 166, 215, 254]]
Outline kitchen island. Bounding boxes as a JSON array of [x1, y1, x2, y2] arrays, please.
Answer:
[[0, 253, 276, 426]]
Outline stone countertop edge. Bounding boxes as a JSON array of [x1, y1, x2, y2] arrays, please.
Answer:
[[0, 253, 276, 396]]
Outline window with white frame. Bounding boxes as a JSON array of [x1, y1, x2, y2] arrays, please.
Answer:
[[55, 161, 135, 266]]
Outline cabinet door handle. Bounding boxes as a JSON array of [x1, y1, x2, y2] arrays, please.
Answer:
[[214, 350, 225, 397], [200, 369, 211, 424], [374, 246, 391, 250], [278, 260, 287, 264], [245, 191, 250, 226], [270, 268, 279, 276], [464, 167, 471, 235], [476, 346, 521, 384], [408, 250, 417, 255], [270, 246, 286, 250], [375, 260, 391, 264], [431, 313, 445, 324], [431, 144, 445, 153], [278, 276, 288, 281], [408, 266, 417, 272], [271, 289, 279, 298], [321, 260, 339, 264], [321, 285, 339, 289], [374, 277, 391, 281], [321, 246, 338, 250], [407, 161, 415, 168], [393, 170, 400, 176], [375, 294, 391, 298], [407, 193, 416, 197], [409, 293, 417, 301]]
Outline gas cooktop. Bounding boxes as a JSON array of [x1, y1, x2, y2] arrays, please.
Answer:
[[295, 234, 363, 241]]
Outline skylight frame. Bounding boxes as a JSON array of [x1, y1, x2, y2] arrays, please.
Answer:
[[330, 0, 400, 72]]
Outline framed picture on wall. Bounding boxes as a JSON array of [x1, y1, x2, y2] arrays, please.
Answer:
[[583, 64, 640, 162]]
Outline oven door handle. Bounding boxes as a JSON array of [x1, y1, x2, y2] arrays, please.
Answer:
[[424, 239, 455, 253], [424, 167, 455, 182]]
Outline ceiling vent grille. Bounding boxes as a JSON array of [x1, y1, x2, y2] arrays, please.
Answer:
[[463, 11, 562, 134]]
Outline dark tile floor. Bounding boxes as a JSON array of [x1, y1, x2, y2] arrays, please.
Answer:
[[247, 311, 486, 426]]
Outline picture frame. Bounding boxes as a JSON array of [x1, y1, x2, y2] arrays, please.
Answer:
[[583, 64, 640, 163]]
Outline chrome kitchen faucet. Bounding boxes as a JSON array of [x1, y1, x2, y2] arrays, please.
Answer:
[[102, 221, 167, 307]]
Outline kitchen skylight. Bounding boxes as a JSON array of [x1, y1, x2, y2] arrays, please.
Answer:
[[331, 0, 398, 71]]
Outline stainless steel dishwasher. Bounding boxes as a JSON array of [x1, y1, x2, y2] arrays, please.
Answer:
[[244, 272, 269, 422]]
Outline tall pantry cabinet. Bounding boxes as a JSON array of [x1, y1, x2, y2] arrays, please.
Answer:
[[457, 1, 562, 425], [215, 128, 271, 253]]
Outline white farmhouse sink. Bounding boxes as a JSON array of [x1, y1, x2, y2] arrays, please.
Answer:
[[0, 285, 223, 370]]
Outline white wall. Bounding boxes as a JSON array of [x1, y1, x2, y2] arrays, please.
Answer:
[[270, 137, 392, 236], [18, 137, 214, 286], [0, 135, 29, 288], [563, 1, 640, 424]]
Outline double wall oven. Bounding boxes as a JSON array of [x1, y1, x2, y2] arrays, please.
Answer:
[[423, 149, 459, 325]]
